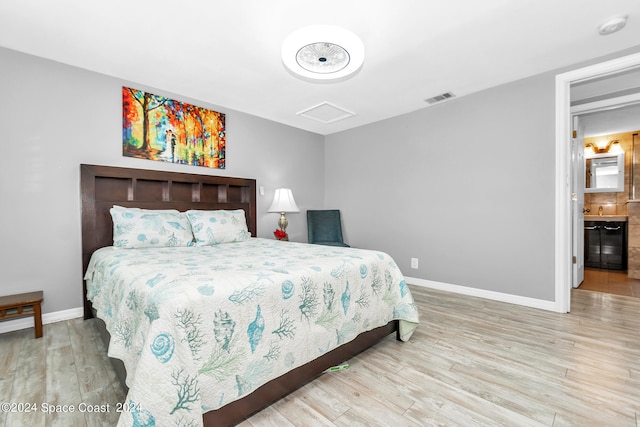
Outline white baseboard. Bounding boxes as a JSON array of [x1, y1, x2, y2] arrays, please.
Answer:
[[405, 276, 559, 312], [0, 307, 84, 335]]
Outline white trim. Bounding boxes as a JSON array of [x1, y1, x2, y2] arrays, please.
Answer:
[[0, 307, 83, 335], [554, 52, 640, 313], [555, 72, 572, 313], [405, 276, 559, 312]]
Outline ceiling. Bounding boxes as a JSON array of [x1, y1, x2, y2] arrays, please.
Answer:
[[578, 99, 640, 137], [572, 66, 640, 137], [1, 1, 640, 135], [580, 103, 640, 137]]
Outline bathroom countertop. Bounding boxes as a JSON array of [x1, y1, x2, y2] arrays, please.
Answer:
[[584, 215, 628, 222]]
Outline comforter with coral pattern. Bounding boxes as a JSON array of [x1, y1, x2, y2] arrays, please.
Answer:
[[85, 238, 419, 427]]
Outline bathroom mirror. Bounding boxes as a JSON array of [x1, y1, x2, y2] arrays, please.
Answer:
[[585, 152, 624, 193]]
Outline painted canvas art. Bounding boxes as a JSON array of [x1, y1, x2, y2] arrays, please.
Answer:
[[122, 87, 225, 169]]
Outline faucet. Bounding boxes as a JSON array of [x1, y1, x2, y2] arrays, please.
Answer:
[[598, 206, 604, 216]]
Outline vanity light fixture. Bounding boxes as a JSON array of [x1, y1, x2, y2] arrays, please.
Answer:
[[281, 25, 365, 82], [584, 140, 621, 155]]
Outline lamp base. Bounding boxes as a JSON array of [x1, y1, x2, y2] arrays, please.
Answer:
[[278, 212, 289, 234], [274, 212, 289, 241]]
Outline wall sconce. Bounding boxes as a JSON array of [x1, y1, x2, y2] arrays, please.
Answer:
[[268, 188, 299, 238], [584, 140, 621, 155]]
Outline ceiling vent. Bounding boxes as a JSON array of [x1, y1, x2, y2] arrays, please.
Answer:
[[297, 102, 356, 124], [425, 92, 456, 105]]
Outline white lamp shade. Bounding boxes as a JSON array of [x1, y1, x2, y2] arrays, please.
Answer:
[[268, 188, 299, 213]]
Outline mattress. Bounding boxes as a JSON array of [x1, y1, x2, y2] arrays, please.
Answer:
[[85, 237, 419, 426]]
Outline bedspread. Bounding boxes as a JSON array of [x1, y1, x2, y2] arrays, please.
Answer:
[[85, 238, 419, 427]]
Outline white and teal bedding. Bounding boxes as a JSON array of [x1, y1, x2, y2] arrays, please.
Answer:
[[85, 238, 419, 427]]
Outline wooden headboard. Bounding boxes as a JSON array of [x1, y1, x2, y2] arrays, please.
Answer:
[[80, 163, 257, 319]]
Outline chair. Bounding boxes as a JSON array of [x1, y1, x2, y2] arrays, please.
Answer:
[[307, 209, 350, 247]]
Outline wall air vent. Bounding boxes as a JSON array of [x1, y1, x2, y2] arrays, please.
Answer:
[[425, 91, 456, 105]]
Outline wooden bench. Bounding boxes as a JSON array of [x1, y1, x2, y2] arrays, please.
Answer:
[[0, 291, 44, 338]]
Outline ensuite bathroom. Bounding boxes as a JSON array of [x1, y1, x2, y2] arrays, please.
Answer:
[[580, 113, 640, 296], [565, 58, 640, 299]]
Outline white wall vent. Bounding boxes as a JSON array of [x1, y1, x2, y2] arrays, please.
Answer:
[[425, 92, 456, 104]]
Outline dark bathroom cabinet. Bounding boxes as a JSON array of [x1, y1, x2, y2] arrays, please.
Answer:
[[584, 221, 627, 270]]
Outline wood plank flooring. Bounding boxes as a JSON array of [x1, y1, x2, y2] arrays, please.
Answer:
[[0, 316, 126, 426], [1, 285, 639, 426]]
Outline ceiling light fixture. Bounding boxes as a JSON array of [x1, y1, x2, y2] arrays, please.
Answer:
[[282, 25, 364, 82], [598, 16, 628, 35]]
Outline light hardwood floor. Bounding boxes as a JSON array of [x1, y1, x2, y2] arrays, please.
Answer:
[[1, 286, 639, 426]]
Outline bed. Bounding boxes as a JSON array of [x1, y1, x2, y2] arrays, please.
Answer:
[[80, 164, 419, 426]]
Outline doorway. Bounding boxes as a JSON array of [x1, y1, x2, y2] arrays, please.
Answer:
[[572, 101, 640, 298], [555, 52, 640, 313]]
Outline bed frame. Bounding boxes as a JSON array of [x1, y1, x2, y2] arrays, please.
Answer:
[[80, 163, 399, 426]]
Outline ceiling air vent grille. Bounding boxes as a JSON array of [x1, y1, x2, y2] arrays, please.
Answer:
[[425, 91, 456, 105]]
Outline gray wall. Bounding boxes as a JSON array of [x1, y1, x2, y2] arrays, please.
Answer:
[[324, 46, 640, 303], [0, 47, 324, 315], [325, 74, 557, 301]]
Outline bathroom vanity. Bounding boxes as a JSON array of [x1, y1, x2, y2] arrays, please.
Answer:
[[584, 215, 627, 270]]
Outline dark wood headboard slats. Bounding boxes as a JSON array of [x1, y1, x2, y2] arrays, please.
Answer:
[[80, 164, 257, 319]]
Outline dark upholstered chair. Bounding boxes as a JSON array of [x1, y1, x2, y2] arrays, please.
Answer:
[[307, 209, 350, 247]]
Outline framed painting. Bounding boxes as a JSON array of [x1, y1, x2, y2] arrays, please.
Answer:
[[122, 87, 225, 169]]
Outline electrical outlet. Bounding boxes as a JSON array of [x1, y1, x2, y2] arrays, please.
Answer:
[[411, 258, 419, 269]]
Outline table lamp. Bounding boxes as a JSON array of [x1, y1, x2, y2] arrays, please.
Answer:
[[268, 188, 299, 238]]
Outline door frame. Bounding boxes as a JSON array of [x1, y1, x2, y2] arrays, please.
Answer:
[[555, 52, 640, 313], [570, 114, 584, 289]]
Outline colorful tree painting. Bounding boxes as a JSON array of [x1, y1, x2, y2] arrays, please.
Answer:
[[122, 87, 226, 169]]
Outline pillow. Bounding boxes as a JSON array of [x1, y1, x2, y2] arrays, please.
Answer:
[[111, 205, 180, 213], [185, 209, 250, 246], [110, 206, 194, 248]]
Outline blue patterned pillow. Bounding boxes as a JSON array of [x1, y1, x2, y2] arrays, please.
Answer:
[[110, 206, 194, 248], [185, 209, 251, 246]]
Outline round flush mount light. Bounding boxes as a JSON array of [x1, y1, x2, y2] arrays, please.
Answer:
[[598, 16, 628, 35], [282, 25, 364, 82]]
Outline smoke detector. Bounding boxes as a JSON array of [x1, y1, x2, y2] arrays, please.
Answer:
[[598, 16, 628, 35]]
